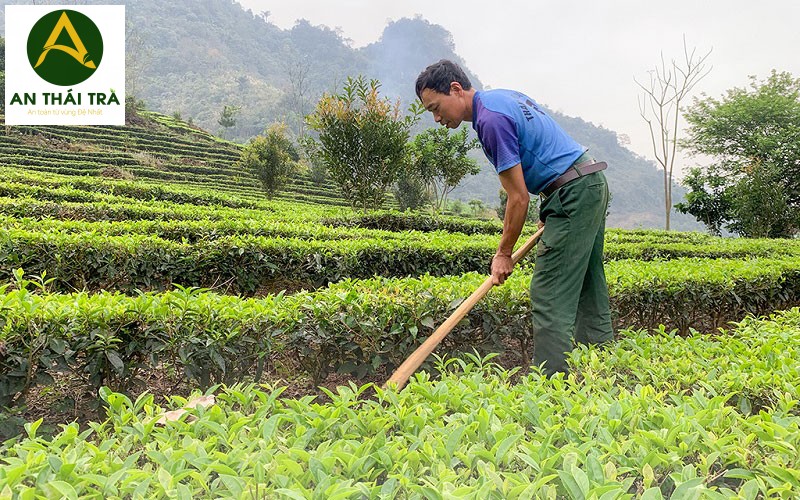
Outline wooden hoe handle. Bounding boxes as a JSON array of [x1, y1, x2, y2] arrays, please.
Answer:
[[383, 226, 545, 390]]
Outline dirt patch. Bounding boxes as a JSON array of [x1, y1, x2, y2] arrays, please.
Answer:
[[9, 366, 379, 440], [8, 339, 530, 440], [130, 151, 167, 170], [15, 130, 99, 153], [8, 367, 196, 440], [126, 114, 148, 128], [176, 157, 207, 166], [252, 279, 318, 296], [100, 166, 135, 180]]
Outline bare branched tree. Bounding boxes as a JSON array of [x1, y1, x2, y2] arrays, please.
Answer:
[[635, 37, 712, 230], [283, 57, 312, 138]]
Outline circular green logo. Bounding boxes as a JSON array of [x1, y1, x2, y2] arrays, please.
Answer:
[[27, 10, 103, 86]]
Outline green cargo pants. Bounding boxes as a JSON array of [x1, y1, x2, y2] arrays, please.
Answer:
[[531, 169, 613, 376]]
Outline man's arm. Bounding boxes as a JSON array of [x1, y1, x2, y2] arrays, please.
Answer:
[[492, 164, 529, 285]]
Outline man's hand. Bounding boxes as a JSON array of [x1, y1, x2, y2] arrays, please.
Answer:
[[492, 165, 528, 286], [491, 253, 514, 285]]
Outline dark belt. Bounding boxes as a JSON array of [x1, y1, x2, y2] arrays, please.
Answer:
[[540, 160, 608, 198]]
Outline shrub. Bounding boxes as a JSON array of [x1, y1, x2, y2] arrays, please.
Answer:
[[238, 124, 298, 199], [306, 76, 421, 212]]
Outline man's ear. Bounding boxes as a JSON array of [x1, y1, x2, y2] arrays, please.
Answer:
[[450, 81, 464, 95]]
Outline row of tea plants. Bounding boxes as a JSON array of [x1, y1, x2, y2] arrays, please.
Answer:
[[2, 256, 798, 407], [1, 310, 799, 497]]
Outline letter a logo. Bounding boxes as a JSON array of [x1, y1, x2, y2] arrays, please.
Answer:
[[27, 9, 104, 86], [35, 12, 96, 70]]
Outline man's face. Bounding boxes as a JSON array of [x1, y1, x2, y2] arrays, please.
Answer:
[[420, 83, 466, 129]]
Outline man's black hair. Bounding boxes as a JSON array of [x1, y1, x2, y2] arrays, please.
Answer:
[[415, 59, 472, 100]]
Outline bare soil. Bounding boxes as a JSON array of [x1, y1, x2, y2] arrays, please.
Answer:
[[12, 339, 530, 440]]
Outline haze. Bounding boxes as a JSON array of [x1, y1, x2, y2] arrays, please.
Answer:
[[236, 0, 799, 176]]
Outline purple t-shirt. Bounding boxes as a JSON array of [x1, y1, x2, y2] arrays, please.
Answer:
[[472, 89, 586, 194]]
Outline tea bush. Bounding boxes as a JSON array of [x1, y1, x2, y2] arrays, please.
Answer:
[[1, 257, 798, 405], [1, 310, 799, 498]]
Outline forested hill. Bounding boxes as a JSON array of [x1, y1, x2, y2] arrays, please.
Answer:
[[0, 0, 700, 229]]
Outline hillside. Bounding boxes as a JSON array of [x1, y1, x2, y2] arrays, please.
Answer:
[[1, 147, 800, 494], [0, 109, 349, 207], [0, 0, 701, 230]]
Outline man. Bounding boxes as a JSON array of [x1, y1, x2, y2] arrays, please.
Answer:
[[415, 59, 613, 376]]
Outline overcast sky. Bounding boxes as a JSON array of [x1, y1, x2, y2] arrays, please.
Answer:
[[237, 0, 799, 175]]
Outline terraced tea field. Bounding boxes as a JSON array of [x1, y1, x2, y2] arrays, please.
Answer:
[[1, 111, 349, 206], [1, 114, 799, 498]]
